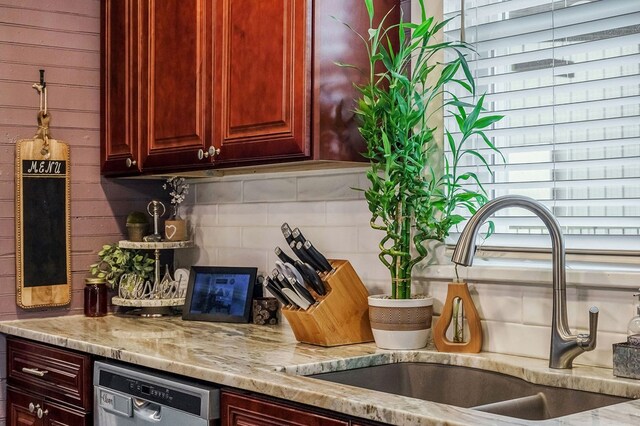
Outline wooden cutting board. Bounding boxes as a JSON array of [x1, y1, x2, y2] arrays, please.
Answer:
[[15, 132, 71, 309]]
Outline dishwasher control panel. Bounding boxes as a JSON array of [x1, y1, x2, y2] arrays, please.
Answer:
[[94, 360, 219, 423]]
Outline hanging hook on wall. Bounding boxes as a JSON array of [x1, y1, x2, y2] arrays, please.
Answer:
[[31, 69, 50, 157]]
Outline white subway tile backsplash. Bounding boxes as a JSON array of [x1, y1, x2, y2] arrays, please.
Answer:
[[472, 283, 523, 324], [267, 201, 326, 226], [244, 177, 296, 202], [196, 181, 243, 204], [218, 203, 268, 226], [241, 226, 284, 249], [357, 226, 383, 253], [576, 330, 626, 368], [482, 321, 549, 359], [297, 173, 360, 201], [184, 169, 634, 368], [217, 248, 269, 272], [297, 226, 358, 253], [326, 200, 370, 225], [199, 226, 242, 248]]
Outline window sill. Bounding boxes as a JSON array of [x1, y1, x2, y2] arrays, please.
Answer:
[[422, 256, 640, 289]]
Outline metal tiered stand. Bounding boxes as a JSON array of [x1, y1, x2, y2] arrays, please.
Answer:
[[111, 239, 193, 317]]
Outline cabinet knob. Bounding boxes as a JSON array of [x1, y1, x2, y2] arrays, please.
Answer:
[[125, 158, 137, 167], [198, 147, 220, 160], [28, 402, 36, 413], [37, 407, 48, 419]]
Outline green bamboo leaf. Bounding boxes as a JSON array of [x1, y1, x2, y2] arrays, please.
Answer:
[[456, 49, 475, 94], [462, 149, 492, 173], [364, 0, 374, 21], [473, 114, 504, 129], [463, 94, 485, 133]]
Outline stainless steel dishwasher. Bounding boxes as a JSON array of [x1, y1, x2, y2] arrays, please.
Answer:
[[94, 361, 220, 425]]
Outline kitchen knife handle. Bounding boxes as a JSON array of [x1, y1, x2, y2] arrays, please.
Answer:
[[282, 228, 294, 244], [295, 260, 327, 296], [303, 240, 333, 273], [293, 241, 324, 271], [274, 247, 296, 265], [291, 228, 307, 244]]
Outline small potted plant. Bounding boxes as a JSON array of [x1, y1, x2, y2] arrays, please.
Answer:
[[89, 243, 154, 291], [125, 211, 149, 242], [351, 0, 503, 349], [163, 176, 189, 241]]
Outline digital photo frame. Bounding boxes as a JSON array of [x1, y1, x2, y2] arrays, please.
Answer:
[[182, 266, 257, 323]]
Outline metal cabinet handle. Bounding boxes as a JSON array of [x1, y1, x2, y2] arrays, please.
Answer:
[[208, 146, 220, 157], [125, 157, 137, 167], [197, 149, 206, 160], [22, 367, 48, 377], [37, 407, 48, 418], [28, 402, 37, 413]]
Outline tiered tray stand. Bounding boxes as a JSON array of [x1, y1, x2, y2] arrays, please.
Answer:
[[112, 240, 193, 317]]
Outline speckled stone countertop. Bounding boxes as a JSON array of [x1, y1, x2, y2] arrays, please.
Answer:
[[1, 315, 639, 425]]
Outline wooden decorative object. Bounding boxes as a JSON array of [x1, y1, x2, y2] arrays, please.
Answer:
[[282, 260, 374, 347], [15, 122, 71, 309], [433, 282, 483, 353]]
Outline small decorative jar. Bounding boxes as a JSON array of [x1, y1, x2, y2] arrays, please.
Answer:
[[84, 277, 108, 317]]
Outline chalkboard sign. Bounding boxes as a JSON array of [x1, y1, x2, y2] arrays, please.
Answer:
[[16, 138, 71, 309]]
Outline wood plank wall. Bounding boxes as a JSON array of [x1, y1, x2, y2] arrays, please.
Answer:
[[0, 0, 160, 420]]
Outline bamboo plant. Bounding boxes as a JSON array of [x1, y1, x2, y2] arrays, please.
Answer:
[[350, 0, 503, 299]]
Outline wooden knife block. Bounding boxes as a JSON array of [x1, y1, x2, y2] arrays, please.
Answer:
[[281, 259, 374, 347]]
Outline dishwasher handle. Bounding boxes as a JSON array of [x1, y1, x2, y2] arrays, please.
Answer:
[[133, 398, 162, 422]]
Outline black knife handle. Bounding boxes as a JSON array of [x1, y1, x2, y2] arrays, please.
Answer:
[[303, 240, 333, 273], [295, 260, 326, 296], [274, 247, 296, 265], [289, 278, 316, 305], [293, 241, 323, 271], [291, 228, 307, 244], [264, 277, 291, 306], [282, 228, 295, 245]]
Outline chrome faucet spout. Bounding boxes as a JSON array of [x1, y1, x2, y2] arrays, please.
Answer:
[[451, 195, 598, 369]]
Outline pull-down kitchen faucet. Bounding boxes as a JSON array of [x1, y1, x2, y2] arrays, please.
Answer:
[[451, 195, 598, 369]]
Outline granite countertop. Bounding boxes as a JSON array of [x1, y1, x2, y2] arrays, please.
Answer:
[[1, 315, 639, 425]]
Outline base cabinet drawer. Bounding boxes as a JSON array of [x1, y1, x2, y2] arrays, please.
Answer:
[[221, 390, 348, 426], [7, 337, 92, 411], [7, 387, 90, 426]]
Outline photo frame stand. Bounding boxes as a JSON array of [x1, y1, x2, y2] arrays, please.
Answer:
[[282, 259, 374, 347]]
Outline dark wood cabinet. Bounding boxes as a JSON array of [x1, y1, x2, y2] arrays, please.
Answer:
[[101, 0, 140, 175], [6, 338, 92, 426], [138, 0, 215, 172], [221, 390, 349, 426], [213, 0, 309, 165], [101, 0, 401, 175]]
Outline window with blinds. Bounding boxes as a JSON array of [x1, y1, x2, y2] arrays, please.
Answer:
[[442, 0, 640, 251]]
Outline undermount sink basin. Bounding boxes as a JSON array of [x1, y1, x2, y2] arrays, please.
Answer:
[[308, 363, 631, 421]]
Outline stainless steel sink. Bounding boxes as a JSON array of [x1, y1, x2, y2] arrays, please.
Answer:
[[308, 362, 631, 421]]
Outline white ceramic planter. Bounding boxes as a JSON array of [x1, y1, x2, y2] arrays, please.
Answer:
[[368, 295, 434, 350]]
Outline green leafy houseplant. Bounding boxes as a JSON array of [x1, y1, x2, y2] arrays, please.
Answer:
[[89, 244, 154, 288], [352, 0, 503, 299]]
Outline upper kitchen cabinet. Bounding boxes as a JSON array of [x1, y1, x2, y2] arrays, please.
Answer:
[[101, 0, 140, 175], [101, 0, 214, 176], [138, 0, 214, 172], [101, 0, 401, 176]]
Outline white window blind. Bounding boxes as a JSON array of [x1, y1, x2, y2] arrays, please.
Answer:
[[443, 0, 640, 251]]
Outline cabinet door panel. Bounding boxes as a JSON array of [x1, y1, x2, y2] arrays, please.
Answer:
[[140, 0, 213, 171], [101, 0, 140, 175], [215, 0, 309, 164], [44, 400, 90, 426], [7, 387, 42, 426]]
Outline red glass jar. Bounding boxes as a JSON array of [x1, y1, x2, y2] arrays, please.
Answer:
[[84, 277, 108, 317]]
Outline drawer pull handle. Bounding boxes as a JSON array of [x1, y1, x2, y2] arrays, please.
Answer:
[[28, 402, 38, 413], [22, 367, 48, 377]]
